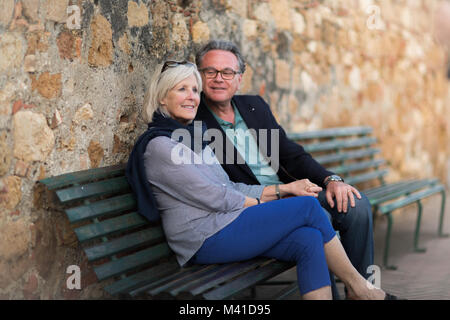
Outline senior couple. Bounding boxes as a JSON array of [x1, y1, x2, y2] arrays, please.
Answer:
[[126, 40, 398, 300]]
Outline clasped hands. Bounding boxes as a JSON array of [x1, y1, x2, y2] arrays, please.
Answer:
[[285, 179, 362, 213]]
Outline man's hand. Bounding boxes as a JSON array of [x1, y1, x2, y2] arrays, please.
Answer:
[[325, 181, 361, 213]]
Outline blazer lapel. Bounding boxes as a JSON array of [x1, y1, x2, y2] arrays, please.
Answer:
[[232, 95, 272, 161], [196, 95, 259, 184]]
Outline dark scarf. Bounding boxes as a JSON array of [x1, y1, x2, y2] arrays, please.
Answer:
[[125, 112, 208, 222]]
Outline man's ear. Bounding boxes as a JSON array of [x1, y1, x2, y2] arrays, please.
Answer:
[[236, 73, 243, 90]]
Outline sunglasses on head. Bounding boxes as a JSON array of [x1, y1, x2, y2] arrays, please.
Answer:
[[160, 60, 194, 74]]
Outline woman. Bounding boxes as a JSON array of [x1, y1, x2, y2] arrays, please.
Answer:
[[126, 60, 397, 300]]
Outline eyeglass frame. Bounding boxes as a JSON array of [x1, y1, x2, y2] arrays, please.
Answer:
[[198, 67, 241, 80]]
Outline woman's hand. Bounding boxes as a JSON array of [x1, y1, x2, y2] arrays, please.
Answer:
[[259, 179, 322, 203], [282, 179, 322, 198]]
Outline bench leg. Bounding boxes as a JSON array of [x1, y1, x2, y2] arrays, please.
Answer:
[[383, 212, 397, 270], [414, 200, 427, 253], [438, 190, 449, 238]]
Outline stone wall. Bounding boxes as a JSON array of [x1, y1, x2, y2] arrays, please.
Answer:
[[0, 0, 449, 299]]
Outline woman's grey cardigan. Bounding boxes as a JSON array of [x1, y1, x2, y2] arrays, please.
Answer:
[[144, 136, 265, 266]]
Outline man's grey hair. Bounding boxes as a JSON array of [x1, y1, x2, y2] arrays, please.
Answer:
[[195, 40, 246, 74]]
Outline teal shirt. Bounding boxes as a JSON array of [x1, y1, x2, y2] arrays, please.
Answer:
[[206, 102, 282, 186]]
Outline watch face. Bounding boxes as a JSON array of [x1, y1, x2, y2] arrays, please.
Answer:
[[325, 175, 343, 185]]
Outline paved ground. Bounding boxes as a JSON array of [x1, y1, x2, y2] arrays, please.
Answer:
[[371, 190, 450, 300], [253, 190, 450, 300]]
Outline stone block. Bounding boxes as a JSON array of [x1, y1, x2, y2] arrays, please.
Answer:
[[192, 21, 210, 43], [0, 82, 15, 117], [243, 19, 258, 39], [0, 213, 29, 262], [0, 32, 24, 74], [45, 0, 69, 23], [127, 1, 149, 27], [23, 54, 36, 73], [88, 15, 113, 67], [31, 72, 62, 99], [0, 175, 21, 212], [0, 0, 14, 27], [171, 13, 189, 47], [26, 31, 49, 55], [0, 131, 11, 176], [269, 0, 291, 30], [57, 30, 75, 60], [275, 59, 291, 89], [22, 0, 40, 23], [73, 103, 94, 124], [88, 140, 104, 168], [14, 160, 29, 178], [13, 110, 55, 162]]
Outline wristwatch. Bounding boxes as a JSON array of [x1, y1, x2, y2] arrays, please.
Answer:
[[324, 175, 344, 186]]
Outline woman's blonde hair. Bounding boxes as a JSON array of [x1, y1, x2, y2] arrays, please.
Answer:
[[142, 62, 202, 123]]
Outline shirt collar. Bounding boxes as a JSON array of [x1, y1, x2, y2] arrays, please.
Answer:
[[205, 100, 244, 129]]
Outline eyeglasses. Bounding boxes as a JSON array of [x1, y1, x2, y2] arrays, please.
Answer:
[[160, 60, 194, 74], [199, 67, 241, 80]]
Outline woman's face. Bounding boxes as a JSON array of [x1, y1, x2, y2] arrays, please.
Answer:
[[160, 74, 200, 125]]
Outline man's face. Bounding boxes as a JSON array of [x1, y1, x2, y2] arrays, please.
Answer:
[[199, 50, 243, 106]]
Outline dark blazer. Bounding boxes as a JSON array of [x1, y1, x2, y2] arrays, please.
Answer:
[[195, 94, 334, 187]]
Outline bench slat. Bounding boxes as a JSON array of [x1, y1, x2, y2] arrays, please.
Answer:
[[65, 193, 136, 223], [75, 212, 147, 242], [379, 184, 445, 214], [303, 137, 377, 153], [147, 264, 224, 296], [169, 264, 239, 296], [369, 179, 440, 206], [202, 261, 295, 300], [287, 126, 372, 140], [105, 262, 183, 296], [93, 242, 172, 281], [185, 259, 268, 297], [344, 169, 389, 185], [39, 164, 125, 190], [84, 227, 165, 261], [328, 159, 386, 175], [315, 148, 380, 165], [56, 176, 130, 203], [364, 180, 413, 198], [129, 265, 212, 297]]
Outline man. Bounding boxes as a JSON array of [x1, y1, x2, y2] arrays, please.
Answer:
[[194, 40, 374, 299]]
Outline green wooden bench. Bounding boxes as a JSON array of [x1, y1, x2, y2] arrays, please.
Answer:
[[39, 165, 298, 300], [287, 126, 448, 270]]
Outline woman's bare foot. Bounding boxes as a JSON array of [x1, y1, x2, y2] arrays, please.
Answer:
[[345, 279, 386, 300]]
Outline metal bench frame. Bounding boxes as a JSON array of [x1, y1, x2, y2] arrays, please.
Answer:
[[288, 126, 448, 269]]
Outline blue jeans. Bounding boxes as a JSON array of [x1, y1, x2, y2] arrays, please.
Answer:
[[190, 196, 337, 296]]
